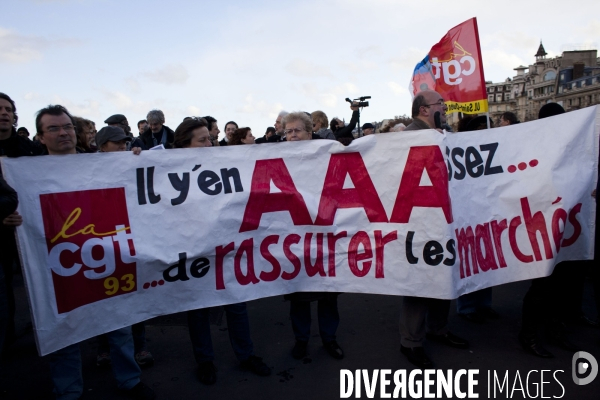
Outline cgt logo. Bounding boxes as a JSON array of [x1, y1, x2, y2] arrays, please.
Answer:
[[572, 351, 598, 385], [431, 42, 476, 86], [40, 188, 137, 313]]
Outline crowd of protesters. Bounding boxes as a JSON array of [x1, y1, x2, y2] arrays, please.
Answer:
[[0, 90, 598, 399]]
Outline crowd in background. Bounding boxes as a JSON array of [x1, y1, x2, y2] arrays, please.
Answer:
[[0, 90, 598, 399]]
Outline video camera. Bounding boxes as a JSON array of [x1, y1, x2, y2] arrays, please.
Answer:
[[345, 96, 371, 108]]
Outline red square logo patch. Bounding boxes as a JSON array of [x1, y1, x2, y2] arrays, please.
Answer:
[[40, 188, 137, 314]]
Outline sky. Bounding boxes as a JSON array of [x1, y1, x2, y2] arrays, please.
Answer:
[[1, 0, 599, 139]]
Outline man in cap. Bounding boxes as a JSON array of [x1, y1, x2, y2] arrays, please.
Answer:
[[96, 126, 135, 152], [94, 127, 149, 371], [361, 123, 375, 136], [105, 114, 133, 138]]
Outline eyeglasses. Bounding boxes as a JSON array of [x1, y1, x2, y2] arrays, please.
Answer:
[[284, 128, 306, 135], [45, 124, 75, 133], [425, 99, 446, 107]]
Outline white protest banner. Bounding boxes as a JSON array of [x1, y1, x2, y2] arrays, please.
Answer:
[[1, 106, 598, 356]]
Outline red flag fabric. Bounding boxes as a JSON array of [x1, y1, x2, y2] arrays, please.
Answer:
[[409, 18, 488, 114]]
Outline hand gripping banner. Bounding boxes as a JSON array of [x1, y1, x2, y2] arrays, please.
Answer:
[[1, 106, 598, 355], [409, 17, 489, 114]]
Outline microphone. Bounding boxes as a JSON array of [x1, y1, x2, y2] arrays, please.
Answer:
[[434, 112, 442, 129]]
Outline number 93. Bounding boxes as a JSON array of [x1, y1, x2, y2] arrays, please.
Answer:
[[104, 274, 135, 295]]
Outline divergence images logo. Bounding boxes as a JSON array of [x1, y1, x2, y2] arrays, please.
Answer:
[[572, 351, 598, 385], [40, 188, 137, 314]]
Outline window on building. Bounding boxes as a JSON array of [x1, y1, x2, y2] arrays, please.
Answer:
[[543, 71, 557, 81], [496, 94, 503, 102], [488, 95, 494, 102], [505, 93, 510, 100]]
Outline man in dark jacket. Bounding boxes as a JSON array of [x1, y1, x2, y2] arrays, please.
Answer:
[[133, 109, 175, 149], [0, 93, 43, 351], [0, 176, 18, 354], [255, 127, 276, 144], [330, 102, 360, 141], [0, 93, 43, 157], [400, 90, 468, 369]]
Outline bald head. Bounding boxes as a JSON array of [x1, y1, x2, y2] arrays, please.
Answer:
[[412, 90, 447, 128]]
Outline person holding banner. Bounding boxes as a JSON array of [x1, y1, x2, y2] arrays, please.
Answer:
[[29, 105, 156, 399], [400, 90, 469, 368], [0, 176, 18, 355], [0, 92, 43, 353], [93, 126, 150, 369], [282, 111, 345, 360], [518, 103, 578, 358], [172, 117, 271, 385], [133, 109, 175, 150]]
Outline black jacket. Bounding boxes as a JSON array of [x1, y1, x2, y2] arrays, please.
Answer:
[[0, 130, 44, 158], [133, 126, 175, 149], [255, 135, 268, 144], [332, 110, 359, 141], [0, 129, 40, 269], [0, 176, 18, 221]]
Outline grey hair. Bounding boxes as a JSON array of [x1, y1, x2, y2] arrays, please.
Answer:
[[277, 110, 289, 119], [146, 109, 165, 124], [283, 111, 312, 134]]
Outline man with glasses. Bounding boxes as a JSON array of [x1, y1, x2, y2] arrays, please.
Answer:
[[399, 90, 469, 369], [405, 90, 448, 132], [33, 105, 156, 399]]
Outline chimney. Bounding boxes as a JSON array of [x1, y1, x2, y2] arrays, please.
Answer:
[[573, 62, 584, 80]]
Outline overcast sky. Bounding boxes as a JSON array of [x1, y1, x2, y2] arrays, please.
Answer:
[[2, 0, 599, 139]]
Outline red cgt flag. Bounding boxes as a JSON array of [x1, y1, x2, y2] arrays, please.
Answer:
[[409, 17, 488, 115]]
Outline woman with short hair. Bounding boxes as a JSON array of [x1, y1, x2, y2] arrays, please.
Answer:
[[282, 111, 344, 361]]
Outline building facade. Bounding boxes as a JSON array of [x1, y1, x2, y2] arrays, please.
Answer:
[[447, 43, 600, 128]]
